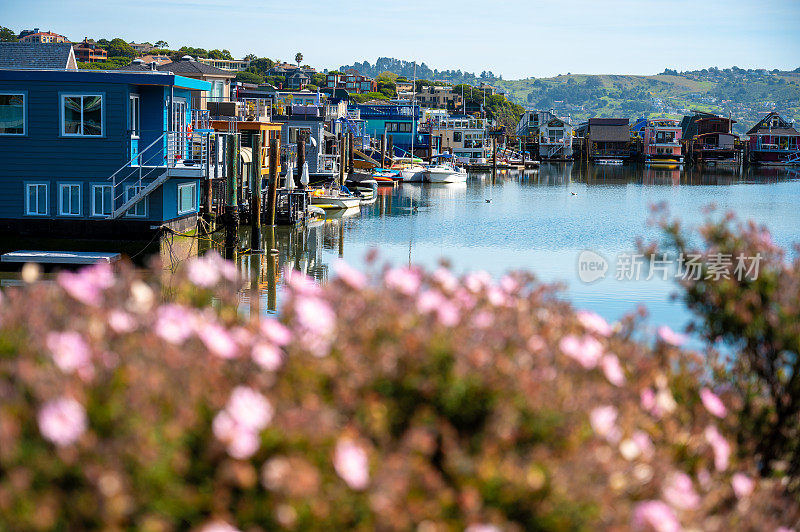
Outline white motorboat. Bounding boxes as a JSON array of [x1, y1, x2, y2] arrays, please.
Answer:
[[399, 164, 427, 182], [425, 162, 468, 183]]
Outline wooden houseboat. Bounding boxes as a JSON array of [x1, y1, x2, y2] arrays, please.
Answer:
[[746, 112, 800, 166], [680, 111, 740, 167], [516, 110, 574, 160]]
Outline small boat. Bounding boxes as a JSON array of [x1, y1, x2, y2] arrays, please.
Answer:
[[309, 186, 361, 210], [425, 160, 468, 183], [399, 165, 427, 182], [595, 158, 624, 166]]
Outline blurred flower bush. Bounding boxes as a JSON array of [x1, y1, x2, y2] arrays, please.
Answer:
[[0, 244, 797, 530], [653, 207, 800, 491]]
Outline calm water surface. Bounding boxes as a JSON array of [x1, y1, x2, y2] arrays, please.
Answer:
[[221, 163, 800, 332]]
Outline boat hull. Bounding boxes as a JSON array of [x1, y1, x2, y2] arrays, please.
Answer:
[[426, 170, 468, 183], [310, 196, 361, 210]]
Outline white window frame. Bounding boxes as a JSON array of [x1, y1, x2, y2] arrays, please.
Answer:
[[60, 93, 104, 137], [124, 185, 147, 218], [25, 183, 48, 216], [177, 182, 197, 215], [91, 184, 113, 217], [0, 91, 26, 136], [129, 94, 140, 138], [58, 183, 82, 217]]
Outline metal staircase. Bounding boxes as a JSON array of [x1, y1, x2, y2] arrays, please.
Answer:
[[106, 131, 208, 220]]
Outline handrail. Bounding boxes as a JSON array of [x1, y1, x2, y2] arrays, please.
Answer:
[[108, 132, 167, 182]]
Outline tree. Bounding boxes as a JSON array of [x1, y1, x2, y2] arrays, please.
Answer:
[[154, 40, 168, 48], [244, 53, 257, 61], [209, 49, 233, 60], [295, 52, 303, 68], [0, 26, 18, 42], [235, 71, 264, 85], [311, 72, 326, 87], [105, 38, 137, 58]]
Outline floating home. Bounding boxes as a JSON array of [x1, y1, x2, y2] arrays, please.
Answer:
[[746, 112, 800, 166], [516, 110, 574, 160], [421, 110, 488, 163], [582, 118, 631, 161], [355, 102, 431, 158], [681, 111, 740, 166], [0, 68, 211, 239], [642, 118, 683, 165]]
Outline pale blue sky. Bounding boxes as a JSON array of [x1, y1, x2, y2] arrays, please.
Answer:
[[4, 0, 799, 78]]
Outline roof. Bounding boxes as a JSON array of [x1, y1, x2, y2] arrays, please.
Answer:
[[588, 118, 629, 126], [747, 112, 799, 135], [0, 69, 211, 91], [0, 43, 77, 70], [121, 58, 233, 78]]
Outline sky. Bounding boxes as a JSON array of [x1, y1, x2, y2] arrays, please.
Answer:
[[3, 0, 800, 79]]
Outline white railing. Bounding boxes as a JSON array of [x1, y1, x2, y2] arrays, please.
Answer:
[[319, 154, 339, 173]]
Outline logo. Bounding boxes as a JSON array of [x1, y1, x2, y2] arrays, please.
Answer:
[[578, 250, 608, 283]]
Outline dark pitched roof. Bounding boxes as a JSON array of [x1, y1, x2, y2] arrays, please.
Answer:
[[588, 118, 629, 126], [157, 59, 234, 77], [0, 42, 76, 70], [747, 112, 798, 135]]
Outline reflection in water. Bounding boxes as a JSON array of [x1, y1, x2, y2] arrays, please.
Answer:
[[162, 163, 800, 327]]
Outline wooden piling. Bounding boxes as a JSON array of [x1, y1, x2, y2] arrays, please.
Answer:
[[266, 138, 278, 226], [224, 133, 240, 259], [387, 135, 393, 163], [348, 131, 354, 173], [338, 133, 346, 187], [297, 137, 305, 188], [201, 133, 213, 234], [492, 137, 497, 179], [380, 134, 386, 169], [250, 132, 263, 252]]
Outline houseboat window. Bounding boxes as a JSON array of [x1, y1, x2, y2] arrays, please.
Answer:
[[129, 95, 140, 137], [0, 93, 25, 135], [453, 132, 462, 142], [59, 184, 81, 216], [178, 183, 197, 215], [25, 183, 47, 216], [211, 81, 224, 102], [288, 127, 311, 144], [92, 184, 112, 216], [62, 94, 103, 136], [125, 185, 146, 217]]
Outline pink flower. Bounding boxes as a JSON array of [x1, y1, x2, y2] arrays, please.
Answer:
[[154, 304, 194, 345], [226, 386, 273, 431], [527, 335, 545, 353], [417, 290, 445, 313], [201, 521, 241, 532], [466, 525, 501, 532], [559, 335, 604, 369], [46, 331, 91, 373], [704, 425, 731, 472], [436, 301, 460, 327], [589, 405, 620, 443], [632, 430, 655, 460], [384, 267, 421, 295], [334, 439, 369, 490], [486, 286, 508, 307], [208, 251, 239, 281], [657, 325, 687, 347], [641, 388, 656, 413], [500, 275, 519, 294], [212, 410, 260, 460], [699, 388, 727, 418], [472, 311, 494, 329], [576, 310, 613, 337], [662, 472, 700, 510], [464, 271, 492, 293], [732, 472, 755, 498], [433, 267, 458, 293], [108, 310, 137, 333], [293, 295, 336, 357], [252, 342, 283, 371], [601, 354, 625, 386], [334, 260, 367, 289], [284, 268, 322, 297], [632, 500, 680, 532], [776, 528, 795, 532], [187, 256, 220, 287], [196, 320, 239, 359], [260, 318, 291, 347], [57, 263, 113, 306], [38, 397, 87, 446]]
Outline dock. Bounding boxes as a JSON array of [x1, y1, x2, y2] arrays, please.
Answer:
[[0, 250, 121, 265]]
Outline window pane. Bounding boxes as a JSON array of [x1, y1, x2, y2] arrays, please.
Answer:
[[28, 186, 35, 214], [83, 96, 102, 135], [70, 186, 80, 214], [63, 96, 82, 134], [0, 94, 24, 134], [103, 186, 112, 215], [38, 185, 46, 214]]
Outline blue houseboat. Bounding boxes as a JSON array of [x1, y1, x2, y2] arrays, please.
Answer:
[[355, 102, 431, 158], [0, 68, 211, 239]]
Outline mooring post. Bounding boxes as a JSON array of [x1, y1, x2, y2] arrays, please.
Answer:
[[492, 137, 497, 180], [201, 133, 213, 234], [224, 133, 240, 259], [338, 133, 346, 187], [348, 130, 354, 174], [297, 136, 305, 188], [380, 133, 386, 169], [522, 136, 527, 166], [266, 138, 278, 226], [250, 131, 263, 252], [387, 134, 393, 164]]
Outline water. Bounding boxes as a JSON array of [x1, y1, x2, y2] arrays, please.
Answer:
[[188, 163, 800, 332]]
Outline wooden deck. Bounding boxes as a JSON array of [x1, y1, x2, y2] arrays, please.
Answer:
[[0, 250, 121, 265]]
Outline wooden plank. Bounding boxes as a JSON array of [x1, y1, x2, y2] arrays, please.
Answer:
[[1, 250, 121, 265]]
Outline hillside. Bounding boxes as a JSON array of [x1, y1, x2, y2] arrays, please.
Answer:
[[495, 68, 800, 134]]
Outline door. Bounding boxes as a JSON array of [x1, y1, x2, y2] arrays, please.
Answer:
[[172, 97, 187, 161], [129, 94, 140, 164]]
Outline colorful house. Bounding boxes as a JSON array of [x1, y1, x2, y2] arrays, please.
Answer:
[[422, 110, 488, 162], [643, 118, 683, 164], [516, 110, 574, 159], [355, 102, 429, 157], [0, 68, 211, 238], [680, 111, 740, 166], [584, 118, 631, 161], [746, 112, 800, 166]]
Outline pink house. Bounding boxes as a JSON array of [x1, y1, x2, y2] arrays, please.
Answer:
[[644, 118, 683, 164]]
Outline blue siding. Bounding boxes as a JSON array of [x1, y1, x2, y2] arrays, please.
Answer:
[[0, 71, 206, 225]]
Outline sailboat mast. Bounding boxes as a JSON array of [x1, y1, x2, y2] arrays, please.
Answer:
[[411, 61, 416, 163]]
